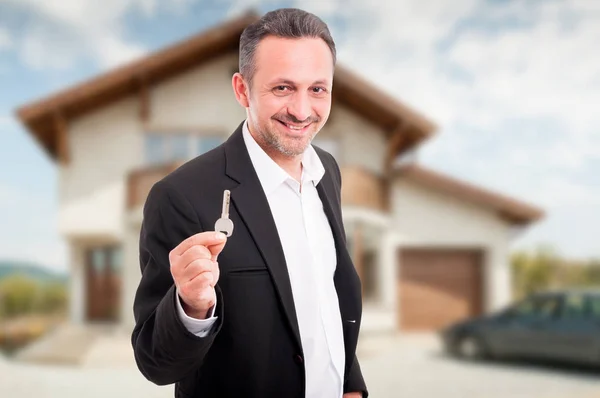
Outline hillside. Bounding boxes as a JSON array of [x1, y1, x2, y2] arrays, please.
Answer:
[[0, 260, 68, 284]]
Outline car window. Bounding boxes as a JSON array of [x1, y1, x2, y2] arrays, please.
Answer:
[[587, 295, 600, 321], [512, 295, 561, 320], [512, 298, 537, 316], [559, 293, 587, 319]]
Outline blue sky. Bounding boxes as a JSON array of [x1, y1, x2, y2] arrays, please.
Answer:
[[0, 0, 598, 272]]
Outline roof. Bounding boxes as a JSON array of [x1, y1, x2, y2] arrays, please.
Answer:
[[394, 164, 545, 225], [14, 10, 436, 162]]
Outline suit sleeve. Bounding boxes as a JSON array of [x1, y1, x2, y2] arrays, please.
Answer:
[[131, 180, 224, 386], [344, 354, 368, 397]]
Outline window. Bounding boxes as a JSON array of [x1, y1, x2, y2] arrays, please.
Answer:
[[171, 134, 191, 161], [145, 134, 167, 164], [88, 246, 122, 274], [560, 293, 587, 320], [108, 246, 123, 273], [197, 136, 224, 155], [144, 132, 225, 165], [588, 295, 600, 321], [512, 294, 561, 320], [90, 249, 107, 274]]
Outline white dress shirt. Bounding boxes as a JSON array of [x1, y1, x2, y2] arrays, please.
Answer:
[[176, 121, 345, 397]]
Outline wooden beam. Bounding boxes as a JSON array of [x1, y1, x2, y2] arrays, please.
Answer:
[[136, 75, 150, 124], [54, 112, 70, 164], [385, 120, 410, 172]]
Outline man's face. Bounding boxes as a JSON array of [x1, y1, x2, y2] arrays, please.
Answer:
[[244, 36, 333, 157]]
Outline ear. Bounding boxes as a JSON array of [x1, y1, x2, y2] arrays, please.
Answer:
[[232, 73, 250, 108]]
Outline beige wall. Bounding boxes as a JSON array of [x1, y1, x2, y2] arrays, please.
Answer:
[[150, 53, 246, 133], [317, 105, 387, 175], [378, 179, 513, 330], [60, 97, 143, 240]]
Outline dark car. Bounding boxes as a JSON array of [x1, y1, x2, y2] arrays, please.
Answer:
[[440, 289, 600, 366]]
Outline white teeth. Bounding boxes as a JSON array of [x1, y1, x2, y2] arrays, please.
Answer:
[[286, 124, 305, 130]]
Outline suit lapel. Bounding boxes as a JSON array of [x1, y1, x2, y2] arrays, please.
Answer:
[[316, 169, 346, 266], [223, 123, 302, 351]]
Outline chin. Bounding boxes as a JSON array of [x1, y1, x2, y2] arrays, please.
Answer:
[[275, 140, 309, 157]]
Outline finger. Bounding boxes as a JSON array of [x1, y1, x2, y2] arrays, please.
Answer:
[[172, 231, 227, 257], [207, 239, 227, 262], [188, 268, 216, 289], [182, 258, 215, 281], [179, 245, 212, 268], [211, 261, 220, 285]]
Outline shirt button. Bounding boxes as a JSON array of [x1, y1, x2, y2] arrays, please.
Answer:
[[294, 354, 304, 364]]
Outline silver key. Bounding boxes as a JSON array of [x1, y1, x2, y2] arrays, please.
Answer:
[[214, 190, 234, 237]]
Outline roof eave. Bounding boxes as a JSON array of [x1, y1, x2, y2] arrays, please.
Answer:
[[394, 164, 545, 226]]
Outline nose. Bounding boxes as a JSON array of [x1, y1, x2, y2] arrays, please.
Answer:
[[287, 92, 312, 122]]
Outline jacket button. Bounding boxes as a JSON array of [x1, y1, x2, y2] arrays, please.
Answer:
[[294, 354, 303, 364]]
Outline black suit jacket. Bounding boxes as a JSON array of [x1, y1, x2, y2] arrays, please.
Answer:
[[131, 121, 368, 398]]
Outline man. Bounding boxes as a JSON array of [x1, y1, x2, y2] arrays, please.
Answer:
[[131, 8, 367, 398]]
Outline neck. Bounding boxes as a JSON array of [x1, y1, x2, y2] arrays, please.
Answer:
[[274, 153, 303, 182]]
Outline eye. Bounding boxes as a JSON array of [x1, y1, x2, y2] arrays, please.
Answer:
[[274, 85, 291, 92], [312, 86, 328, 95]]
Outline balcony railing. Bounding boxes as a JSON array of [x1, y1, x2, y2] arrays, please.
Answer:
[[127, 163, 387, 212], [126, 161, 183, 209], [340, 166, 387, 211]]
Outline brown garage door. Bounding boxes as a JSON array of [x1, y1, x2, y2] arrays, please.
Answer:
[[399, 248, 483, 331]]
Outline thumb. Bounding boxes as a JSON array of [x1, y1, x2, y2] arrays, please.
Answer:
[[208, 232, 227, 261]]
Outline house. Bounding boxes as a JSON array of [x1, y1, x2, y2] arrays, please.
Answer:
[[15, 12, 543, 336]]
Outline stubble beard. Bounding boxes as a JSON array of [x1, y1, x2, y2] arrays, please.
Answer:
[[261, 123, 317, 157]]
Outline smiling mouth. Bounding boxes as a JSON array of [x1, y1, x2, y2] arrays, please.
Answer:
[[276, 120, 311, 132]]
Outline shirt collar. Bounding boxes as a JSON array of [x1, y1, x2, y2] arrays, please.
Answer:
[[242, 120, 325, 196]]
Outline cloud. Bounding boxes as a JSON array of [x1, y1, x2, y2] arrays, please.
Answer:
[[2, 0, 197, 70], [226, 0, 599, 256], [0, 27, 13, 50], [301, 1, 599, 200]]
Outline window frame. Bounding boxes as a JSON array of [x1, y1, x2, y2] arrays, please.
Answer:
[[143, 129, 226, 165]]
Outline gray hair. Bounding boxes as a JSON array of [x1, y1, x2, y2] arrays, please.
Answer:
[[239, 8, 337, 87]]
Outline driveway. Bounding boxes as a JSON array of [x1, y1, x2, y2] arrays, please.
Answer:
[[360, 333, 600, 398], [1, 333, 599, 397]]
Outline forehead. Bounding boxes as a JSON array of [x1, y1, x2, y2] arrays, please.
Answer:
[[253, 36, 334, 84]]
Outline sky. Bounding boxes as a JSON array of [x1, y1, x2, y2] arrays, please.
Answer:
[[0, 0, 598, 272]]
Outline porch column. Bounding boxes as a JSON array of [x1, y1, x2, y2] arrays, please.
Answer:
[[380, 233, 398, 309], [121, 218, 142, 332], [69, 242, 85, 324]]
